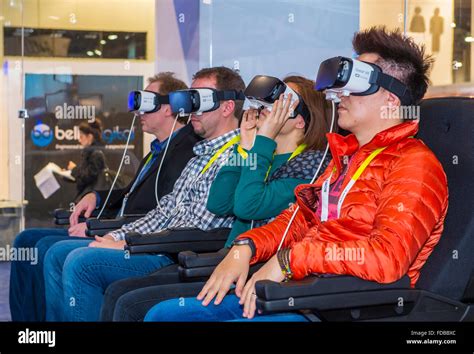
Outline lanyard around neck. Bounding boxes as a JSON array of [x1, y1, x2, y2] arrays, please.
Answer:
[[264, 143, 307, 180], [200, 135, 241, 175], [320, 146, 387, 222]]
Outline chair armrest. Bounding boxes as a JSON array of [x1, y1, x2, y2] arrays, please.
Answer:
[[255, 275, 411, 313], [53, 208, 99, 226], [177, 249, 229, 282], [178, 248, 229, 268], [53, 208, 74, 225], [125, 228, 230, 255], [85, 214, 144, 236], [256, 275, 411, 300], [177, 247, 264, 282]]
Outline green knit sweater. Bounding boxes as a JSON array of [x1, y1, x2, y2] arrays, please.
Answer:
[[207, 135, 311, 247]]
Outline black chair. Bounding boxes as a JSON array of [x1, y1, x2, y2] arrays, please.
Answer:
[[253, 97, 474, 321]]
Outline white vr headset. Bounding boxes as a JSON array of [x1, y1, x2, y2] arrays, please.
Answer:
[[169, 88, 245, 115], [315, 56, 413, 105], [128, 90, 170, 114]]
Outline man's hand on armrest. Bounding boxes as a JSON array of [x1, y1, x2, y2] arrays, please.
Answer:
[[70, 192, 97, 226], [88, 234, 126, 250], [68, 222, 88, 237]]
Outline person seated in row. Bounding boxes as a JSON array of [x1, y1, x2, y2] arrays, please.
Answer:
[[100, 75, 333, 321], [10, 72, 197, 321], [144, 26, 449, 322], [42, 66, 245, 321]]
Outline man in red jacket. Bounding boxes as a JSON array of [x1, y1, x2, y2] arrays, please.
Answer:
[[144, 26, 449, 322]]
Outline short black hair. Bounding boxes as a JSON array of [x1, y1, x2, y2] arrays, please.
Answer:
[[353, 26, 434, 105]]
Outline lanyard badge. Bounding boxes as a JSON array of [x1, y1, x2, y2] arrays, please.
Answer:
[[320, 147, 387, 222]]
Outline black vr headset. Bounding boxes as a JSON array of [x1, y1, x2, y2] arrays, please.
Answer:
[[169, 88, 245, 115], [128, 90, 170, 113], [315, 56, 413, 105], [244, 75, 311, 124]]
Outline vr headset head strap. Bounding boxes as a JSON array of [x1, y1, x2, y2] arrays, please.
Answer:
[[215, 90, 246, 101], [371, 71, 413, 106], [293, 95, 311, 130], [155, 94, 169, 105]]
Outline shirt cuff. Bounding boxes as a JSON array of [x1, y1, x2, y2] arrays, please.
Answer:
[[93, 191, 101, 208], [109, 230, 125, 241]]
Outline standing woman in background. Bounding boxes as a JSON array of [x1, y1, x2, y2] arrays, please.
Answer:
[[67, 118, 108, 200]]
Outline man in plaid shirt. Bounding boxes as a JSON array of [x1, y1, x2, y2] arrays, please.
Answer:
[[42, 67, 246, 321], [108, 127, 239, 241]]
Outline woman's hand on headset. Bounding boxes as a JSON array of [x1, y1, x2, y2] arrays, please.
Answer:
[[239, 109, 258, 150], [257, 93, 299, 140]]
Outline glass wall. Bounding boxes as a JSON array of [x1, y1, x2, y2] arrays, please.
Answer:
[[1, 0, 472, 230], [0, 0, 156, 229]]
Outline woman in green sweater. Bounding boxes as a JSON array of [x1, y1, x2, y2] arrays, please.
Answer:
[[207, 75, 332, 247]]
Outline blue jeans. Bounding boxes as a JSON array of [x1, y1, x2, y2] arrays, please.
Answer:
[[43, 239, 174, 321], [144, 295, 310, 322], [9, 228, 83, 321]]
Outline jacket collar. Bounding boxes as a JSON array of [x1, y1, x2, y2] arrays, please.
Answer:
[[328, 121, 419, 172]]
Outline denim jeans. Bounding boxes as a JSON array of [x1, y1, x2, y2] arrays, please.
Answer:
[[9, 228, 83, 321], [144, 295, 310, 322], [43, 239, 174, 321], [100, 264, 182, 321], [110, 280, 205, 322]]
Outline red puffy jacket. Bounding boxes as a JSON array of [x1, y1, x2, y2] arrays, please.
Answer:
[[238, 122, 448, 287]]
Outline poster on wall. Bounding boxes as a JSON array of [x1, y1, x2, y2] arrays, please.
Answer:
[[24, 74, 144, 228]]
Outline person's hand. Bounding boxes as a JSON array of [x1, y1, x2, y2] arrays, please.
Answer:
[[67, 161, 77, 170], [197, 245, 252, 306], [88, 235, 125, 249], [69, 192, 97, 226], [68, 222, 88, 237], [257, 93, 299, 140], [239, 254, 285, 319], [239, 109, 258, 150]]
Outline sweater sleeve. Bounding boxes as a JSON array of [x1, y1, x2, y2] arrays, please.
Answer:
[[233, 135, 306, 220], [238, 205, 311, 264], [206, 145, 243, 216]]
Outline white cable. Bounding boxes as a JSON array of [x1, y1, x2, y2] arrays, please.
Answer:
[[154, 113, 180, 210], [277, 100, 336, 251], [97, 114, 137, 219]]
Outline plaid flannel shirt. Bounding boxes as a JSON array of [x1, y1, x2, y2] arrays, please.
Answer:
[[109, 129, 240, 241]]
